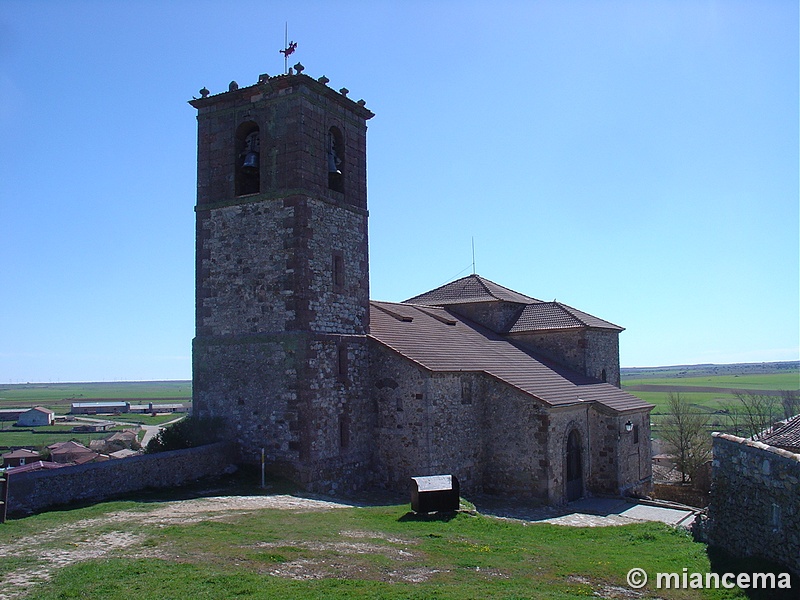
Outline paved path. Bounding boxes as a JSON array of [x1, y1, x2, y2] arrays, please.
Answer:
[[473, 496, 699, 528]]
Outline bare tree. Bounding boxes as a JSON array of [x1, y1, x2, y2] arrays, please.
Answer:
[[731, 391, 784, 439], [780, 390, 800, 420], [660, 392, 712, 483]]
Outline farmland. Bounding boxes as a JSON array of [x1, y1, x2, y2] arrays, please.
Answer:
[[621, 361, 799, 438], [0, 381, 191, 450]]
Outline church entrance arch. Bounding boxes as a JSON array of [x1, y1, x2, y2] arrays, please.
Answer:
[[565, 429, 583, 502]]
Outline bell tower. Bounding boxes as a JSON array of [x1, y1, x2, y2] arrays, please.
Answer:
[[190, 70, 374, 492]]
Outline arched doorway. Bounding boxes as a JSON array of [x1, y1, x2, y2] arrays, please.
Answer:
[[565, 429, 583, 502]]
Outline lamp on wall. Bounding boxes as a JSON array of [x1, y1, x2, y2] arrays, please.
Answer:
[[624, 420, 633, 433]]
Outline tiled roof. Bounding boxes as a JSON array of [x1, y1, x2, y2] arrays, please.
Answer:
[[403, 274, 621, 332], [48, 440, 92, 454], [6, 460, 65, 474], [404, 274, 540, 306], [369, 301, 651, 413], [760, 414, 800, 453], [2, 448, 43, 459], [509, 302, 623, 333]]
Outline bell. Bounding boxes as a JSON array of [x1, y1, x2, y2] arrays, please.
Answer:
[[241, 151, 259, 174], [328, 152, 341, 175]]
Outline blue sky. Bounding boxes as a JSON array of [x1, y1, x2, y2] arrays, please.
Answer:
[[1, 1, 797, 383]]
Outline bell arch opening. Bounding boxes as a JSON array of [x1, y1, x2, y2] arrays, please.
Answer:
[[327, 126, 344, 193], [236, 122, 260, 196]]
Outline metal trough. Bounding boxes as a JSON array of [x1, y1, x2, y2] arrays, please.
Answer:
[[410, 474, 460, 513]]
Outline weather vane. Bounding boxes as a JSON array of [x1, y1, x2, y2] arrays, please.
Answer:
[[280, 22, 297, 74]]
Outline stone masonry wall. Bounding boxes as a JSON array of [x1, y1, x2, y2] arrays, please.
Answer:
[[509, 329, 621, 387], [7, 442, 234, 517], [370, 343, 557, 501], [370, 343, 485, 494], [706, 433, 800, 575], [481, 376, 551, 500]]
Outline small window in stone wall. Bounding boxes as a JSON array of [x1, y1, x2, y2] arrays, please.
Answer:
[[771, 503, 781, 532], [601, 369, 607, 383], [332, 252, 345, 291], [461, 380, 472, 405], [339, 413, 350, 449], [633, 424, 639, 444]]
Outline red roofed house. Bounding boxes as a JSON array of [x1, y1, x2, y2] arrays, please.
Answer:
[[47, 441, 100, 465], [2, 448, 44, 468], [190, 70, 653, 504]]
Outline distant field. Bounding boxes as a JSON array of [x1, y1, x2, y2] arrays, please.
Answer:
[[621, 363, 799, 439], [0, 381, 192, 412], [0, 427, 126, 450], [0, 381, 190, 450]]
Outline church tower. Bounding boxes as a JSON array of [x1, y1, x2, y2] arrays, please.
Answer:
[[190, 69, 374, 492]]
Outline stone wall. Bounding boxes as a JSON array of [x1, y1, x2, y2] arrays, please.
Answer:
[[6, 443, 235, 517], [370, 344, 487, 494], [508, 328, 621, 387], [369, 342, 650, 504], [706, 433, 800, 575]]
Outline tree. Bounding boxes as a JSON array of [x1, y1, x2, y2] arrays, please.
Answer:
[[780, 389, 800, 420], [145, 415, 223, 453], [729, 391, 784, 440], [660, 392, 712, 483]]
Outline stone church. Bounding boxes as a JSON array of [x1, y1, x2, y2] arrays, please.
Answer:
[[190, 69, 653, 504]]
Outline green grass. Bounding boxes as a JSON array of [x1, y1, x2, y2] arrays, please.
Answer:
[[622, 371, 798, 417], [623, 373, 799, 391], [0, 428, 121, 449], [0, 382, 190, 449], [0, 498, 754, 600]]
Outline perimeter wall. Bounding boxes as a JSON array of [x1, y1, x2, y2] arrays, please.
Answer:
[[706, 433, 800, 575], [6, 442, 235, 516]]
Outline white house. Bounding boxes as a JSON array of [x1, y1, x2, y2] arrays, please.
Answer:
[[17, 407, 54, 427]]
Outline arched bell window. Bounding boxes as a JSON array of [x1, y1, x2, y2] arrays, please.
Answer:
[[236, 122, 260, 196], [327, 126, 344, 193]]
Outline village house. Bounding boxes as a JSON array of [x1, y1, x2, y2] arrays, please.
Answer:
[[2, 448, 44, 468], [47, 441, 102, 465], [190, 69, 654, 504], [16, 407, 54, 427]]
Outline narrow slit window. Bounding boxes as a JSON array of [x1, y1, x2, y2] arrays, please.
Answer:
[[333, 252, 345, 291], [339, 413, 350, 449], [337, 345, 348, 381]]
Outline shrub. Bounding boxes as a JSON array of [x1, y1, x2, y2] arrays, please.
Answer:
[[145, 415, 223, 453]]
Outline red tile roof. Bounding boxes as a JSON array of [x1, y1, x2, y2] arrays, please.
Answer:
[[404, 274, 540, 305], [2, 448, 43, 460], [509, 302, 623, 333], [369, 301, 652, 413], [759, 414, 800, 453], [6, 460, 65, 474], [403, 274, 622, 333]]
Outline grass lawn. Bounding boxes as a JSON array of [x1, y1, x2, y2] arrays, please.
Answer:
[[0, 426, 127, 450], [0, 495, 763, 600]]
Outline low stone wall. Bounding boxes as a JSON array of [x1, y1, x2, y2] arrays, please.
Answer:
[[706, 433, 800, 575], [653, 483, 709, 508], [6, 442, 235, 517]]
